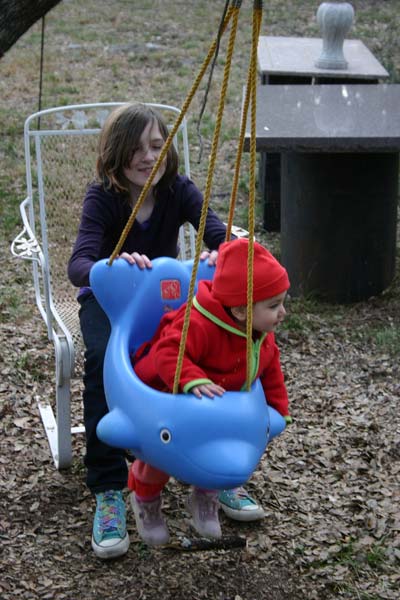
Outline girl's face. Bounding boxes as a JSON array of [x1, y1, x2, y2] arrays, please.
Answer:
[[251, 291, 287, 333], [123, 119, 167, 189]]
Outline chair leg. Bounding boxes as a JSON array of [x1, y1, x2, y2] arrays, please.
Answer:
[[37, 335, 77, 469], [37, 381, 73, 469]]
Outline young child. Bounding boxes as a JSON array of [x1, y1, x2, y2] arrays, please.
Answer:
[[130, 238, 291, 545], [68, 103, 260, 559]]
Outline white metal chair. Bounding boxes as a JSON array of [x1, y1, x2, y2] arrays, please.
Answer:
[[10, 102, 195, 469]]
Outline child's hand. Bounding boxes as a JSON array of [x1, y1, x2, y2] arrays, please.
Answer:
[[200, 249, 218, 266], [191, 382, 225, 399], [118, 252, 152, 269]]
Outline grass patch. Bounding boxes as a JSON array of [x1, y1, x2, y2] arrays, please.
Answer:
[[14, 351, 48, 382], [0, 286, 21, 320], [0, 110, 24, 137], [372, 325, 400, 355], [0, 203, 21, 238], [0, 283, 32, 324], [281, 312, 308, 333], [0, 164, 27, 241], [308, 537, 390, 581]]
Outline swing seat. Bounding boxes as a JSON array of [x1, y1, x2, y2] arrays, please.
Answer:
[[90, 256, 286, 490]]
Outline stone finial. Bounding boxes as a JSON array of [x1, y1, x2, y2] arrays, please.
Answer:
[[315, 2, 355, 70]]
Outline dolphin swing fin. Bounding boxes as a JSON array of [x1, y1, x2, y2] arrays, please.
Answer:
[[96, 408, 140, 452]]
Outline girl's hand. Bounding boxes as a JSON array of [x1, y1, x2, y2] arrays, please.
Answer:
[[190, 382, 225, 399], [200, 249, 218, 266], [118, 252, 152, 269]]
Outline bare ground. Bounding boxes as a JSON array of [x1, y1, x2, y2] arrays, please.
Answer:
[[1, 1, 400, 599]]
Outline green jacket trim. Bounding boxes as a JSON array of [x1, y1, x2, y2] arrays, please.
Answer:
[[193, 296, 266, 388], [183, 378, 213, 394], [193, 296, 246, 336]]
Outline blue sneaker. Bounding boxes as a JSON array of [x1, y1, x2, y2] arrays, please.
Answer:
[[218, 487, 265, 522], [92, 490, 130, 559]]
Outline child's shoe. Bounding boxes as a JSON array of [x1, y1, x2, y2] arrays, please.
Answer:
[[218, 487, 265, 521], [91, 490, 130, 559], [186, 489, 222, 539], [131, 493, 170, 546]]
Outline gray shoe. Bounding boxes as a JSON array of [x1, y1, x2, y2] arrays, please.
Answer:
[[131, 494, 170, 546], [186, 489, 222, 539]]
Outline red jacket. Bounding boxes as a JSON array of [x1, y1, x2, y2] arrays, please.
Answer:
[[134, 280, 289, 416]]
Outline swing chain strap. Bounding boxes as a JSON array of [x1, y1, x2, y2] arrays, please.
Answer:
[[245, 3, 263, 390], [108, 6, 235, 265], [225, 2, 262, 241], [173, 4, 242, 394]]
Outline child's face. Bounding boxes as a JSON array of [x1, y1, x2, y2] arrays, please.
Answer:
[[251, 291, 287, 333], [123, 119, 167, 189]]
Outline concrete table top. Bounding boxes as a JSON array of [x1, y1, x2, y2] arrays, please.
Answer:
[[244, 84, 400, 153], [258, 36, 389, 81]]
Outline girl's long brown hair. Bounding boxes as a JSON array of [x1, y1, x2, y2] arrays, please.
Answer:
[[96, 103, 179, 195]]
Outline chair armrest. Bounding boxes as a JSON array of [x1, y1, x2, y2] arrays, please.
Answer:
[[10, 197, 44, 261], [230, 224, 249, 239]]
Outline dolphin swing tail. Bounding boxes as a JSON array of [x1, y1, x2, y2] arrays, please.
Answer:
[[90, 0, 287, 490]]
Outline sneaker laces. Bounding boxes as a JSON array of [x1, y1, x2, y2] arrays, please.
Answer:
[[97, 491, 124, 536], [230, 487, 248, 499], [222, 487, 258, 506]]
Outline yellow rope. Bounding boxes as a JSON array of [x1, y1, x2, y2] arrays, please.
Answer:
[[173, 5, 241, 394], [108, 5, 234, 265], [245, 4, 262, 390], [107, 1, 264, 396], [225, 4, 262, 241]]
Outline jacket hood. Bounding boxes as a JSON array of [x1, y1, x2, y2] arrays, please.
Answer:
[[194, 280, 246, 336]]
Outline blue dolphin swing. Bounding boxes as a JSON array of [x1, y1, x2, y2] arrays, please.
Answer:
[[90, 0, 287, 491]]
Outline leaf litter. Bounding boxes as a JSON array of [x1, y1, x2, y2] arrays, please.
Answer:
[[1, 1, 400, 598]]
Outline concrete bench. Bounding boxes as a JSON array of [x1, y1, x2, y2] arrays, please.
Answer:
[[245, 83, 400, 303], [257, 36, 389, 231]]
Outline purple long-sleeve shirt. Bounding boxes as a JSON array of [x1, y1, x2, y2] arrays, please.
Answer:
[[68, 175, 228, 288]]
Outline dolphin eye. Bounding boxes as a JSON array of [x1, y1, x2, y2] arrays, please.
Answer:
[[160, 428, 172, 444]]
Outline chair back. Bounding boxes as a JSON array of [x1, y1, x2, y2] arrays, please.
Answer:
[[18, 102, 193, 355]]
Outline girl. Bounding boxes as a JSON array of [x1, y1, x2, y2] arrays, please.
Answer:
[[68, 103, 262, 559]]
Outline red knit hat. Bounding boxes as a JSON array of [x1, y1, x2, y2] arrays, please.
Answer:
[[212, 239, 290, 307]]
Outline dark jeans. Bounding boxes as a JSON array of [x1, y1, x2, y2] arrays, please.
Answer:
[[78, 293, 128, 493]]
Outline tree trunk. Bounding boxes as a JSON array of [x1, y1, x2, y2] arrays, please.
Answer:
[[0, 0, 62, 58]]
